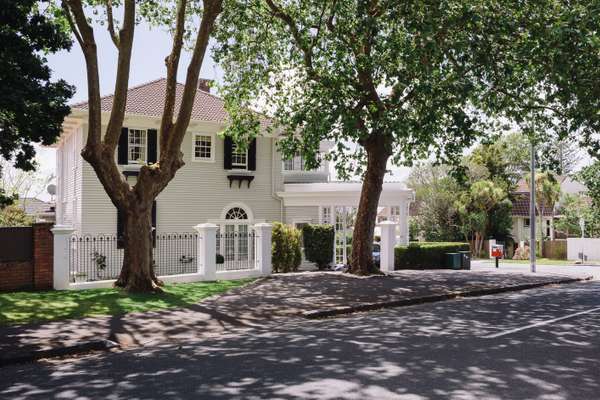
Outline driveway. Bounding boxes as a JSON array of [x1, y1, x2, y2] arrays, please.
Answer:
[[2, 280, 599, 399]]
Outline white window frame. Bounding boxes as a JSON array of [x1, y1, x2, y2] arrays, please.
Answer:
[[282, 152, 323, 172], [191, 132, 215, 162], [231, 142, 248, 169], [127, 128, 148, 164]]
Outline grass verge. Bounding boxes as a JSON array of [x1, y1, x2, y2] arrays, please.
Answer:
[[0, 279, 253, 326]]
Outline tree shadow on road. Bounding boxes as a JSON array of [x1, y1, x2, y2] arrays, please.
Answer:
[[2, 282, 599, 399]]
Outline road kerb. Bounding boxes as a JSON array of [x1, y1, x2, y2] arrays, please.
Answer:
[[302, 276, 592, 319]]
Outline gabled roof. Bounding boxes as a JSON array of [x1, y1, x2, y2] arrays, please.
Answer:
[[18, 198, 54, 216], [511, 193, 554, 217], [71, 78, 229, 123]]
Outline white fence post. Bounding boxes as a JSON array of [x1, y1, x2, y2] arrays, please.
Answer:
[[51, 225, 74, 290], [194, 223, 218, 281], [379, 221, 397, 273], [254, 223, 272, 276]]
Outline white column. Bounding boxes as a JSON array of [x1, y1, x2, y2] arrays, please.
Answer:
[[379, 221, 397, 273], [51, 225, 74, 290], [194, 223, 218, 281], [399, 202, 410, 245], [254, 223, 273, 276]]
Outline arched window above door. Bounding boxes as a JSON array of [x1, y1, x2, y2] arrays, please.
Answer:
[[225, 207, 248, 220]]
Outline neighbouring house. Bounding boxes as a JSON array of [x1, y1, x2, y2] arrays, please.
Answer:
[[510, 180, 555, 243], [18, 198, 55, 223], [511, 176, 590, 243], [510, 192, 554, 243], [54, 78, 414, 266]]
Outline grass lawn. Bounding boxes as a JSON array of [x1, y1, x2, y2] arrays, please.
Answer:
[[0, 279, 253, 326]]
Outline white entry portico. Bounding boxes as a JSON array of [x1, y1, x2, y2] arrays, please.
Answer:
[[278, 182, 415, 265]]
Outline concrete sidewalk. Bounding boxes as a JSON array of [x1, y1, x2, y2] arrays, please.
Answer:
[[0, 269, 592, 365]]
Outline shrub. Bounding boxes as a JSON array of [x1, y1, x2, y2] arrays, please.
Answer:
[[0, 205, 33, 227], [272, 222, 302, 273], [394, 242, 470, 269], [302, 224, 334, 269], [216, 253, 225, 264]]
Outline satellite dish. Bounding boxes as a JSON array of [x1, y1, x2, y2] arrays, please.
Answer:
[[47, 184, 56, 196]]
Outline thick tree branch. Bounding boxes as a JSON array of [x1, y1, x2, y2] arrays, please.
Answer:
[[136, 0, 223, 198], [60, 2, 84, 48], [64, 0, 130, 205], [105, 0, 120, 47], [63, 0, 101, 149], [159, 0, 188, 152], [265, 0, 318, 80], [103, 0, 136, 150]]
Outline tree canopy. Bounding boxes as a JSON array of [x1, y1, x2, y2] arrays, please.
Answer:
[[0, 0, 74, 170]]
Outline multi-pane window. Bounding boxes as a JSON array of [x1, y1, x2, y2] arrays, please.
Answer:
[[282, 152, 323, 171], [193, 134, 213, 161], [128, 129, 147, 163], [321, 206, 332, 225], [231, 143, 248, 168], [283, 158, 294, 171]]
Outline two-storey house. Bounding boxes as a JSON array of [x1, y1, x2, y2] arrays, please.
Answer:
[[55, 78, 413, 265]]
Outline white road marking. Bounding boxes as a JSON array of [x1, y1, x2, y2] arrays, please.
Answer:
[[483, 306, 600, 339]]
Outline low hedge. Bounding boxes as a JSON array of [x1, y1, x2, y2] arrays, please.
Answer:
[[272, 222, 302, 273], [302, 224, 334, 269], [394, 242, 470, 270]]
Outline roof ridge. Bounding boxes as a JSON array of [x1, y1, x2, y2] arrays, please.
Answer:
[[71, 77, 168, 108]]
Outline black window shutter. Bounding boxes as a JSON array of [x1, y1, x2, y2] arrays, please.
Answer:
[[151, 201, 157, 247], [147, 129, 158, 164], [118, 127, 129, 165], [117, 207, 124, 249], [248, 138, 257, 171], [224, 136, 233, 169]]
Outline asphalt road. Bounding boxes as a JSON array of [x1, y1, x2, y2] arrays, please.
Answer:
[[1, 281, 599, 400]]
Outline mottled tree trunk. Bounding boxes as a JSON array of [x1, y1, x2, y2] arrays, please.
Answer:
[[114, 200, 161, 292], [63, 0, 223, 292], [349, 137, 391, 275]]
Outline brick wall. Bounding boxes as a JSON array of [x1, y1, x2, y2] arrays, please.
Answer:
[[0, 223, 54, 292], [0, 261, 34, 291], [33, 223, 54, 289]]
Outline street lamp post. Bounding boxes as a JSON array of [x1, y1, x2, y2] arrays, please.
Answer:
[[530, 142, 536, 273]]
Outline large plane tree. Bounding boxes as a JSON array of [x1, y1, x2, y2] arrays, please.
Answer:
[[213, 0, 518, 274], [214, 0, 599, 274], [60, 0, 223, 292]]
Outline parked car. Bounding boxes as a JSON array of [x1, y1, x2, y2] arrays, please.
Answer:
[[372, 242, 381, 266]]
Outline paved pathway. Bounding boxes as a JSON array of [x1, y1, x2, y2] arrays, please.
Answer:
[[2, 280, 599, 399], [0, 270, 590, 363]]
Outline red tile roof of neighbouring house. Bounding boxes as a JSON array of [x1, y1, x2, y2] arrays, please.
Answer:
[[511, 192, 554, 217], [71, 78, 229, 123]]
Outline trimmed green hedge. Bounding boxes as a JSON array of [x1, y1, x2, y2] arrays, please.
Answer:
[[302, 224, 334, 269], [394, 242, 470, 269], [272, 222, 302, 273]]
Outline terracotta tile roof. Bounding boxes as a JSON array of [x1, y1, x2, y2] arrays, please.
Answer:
[[71, 78, 229, 123], [511, 192, 554, 217]]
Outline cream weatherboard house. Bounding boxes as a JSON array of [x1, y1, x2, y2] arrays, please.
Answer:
[[54, 78, 413, 267]]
